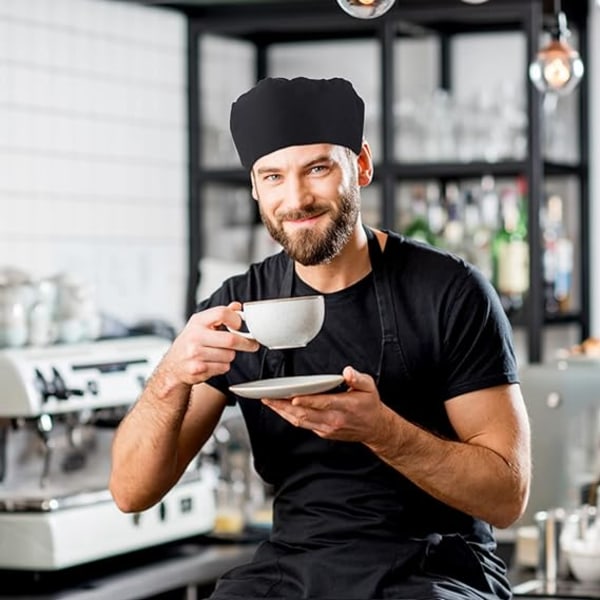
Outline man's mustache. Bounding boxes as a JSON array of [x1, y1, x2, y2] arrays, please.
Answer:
[[277, 206, 328, 221]]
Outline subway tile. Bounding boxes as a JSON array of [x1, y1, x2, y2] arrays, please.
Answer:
[[0, 0, 187, 327], [0, 19, 9, 60], [0, 65, 10, 104], [0, 0, 20, 19]]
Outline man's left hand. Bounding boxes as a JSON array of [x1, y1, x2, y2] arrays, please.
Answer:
[[261, 365, 393, 445]]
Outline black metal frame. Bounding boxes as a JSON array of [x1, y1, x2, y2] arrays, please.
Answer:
[[184, 0, 589, 363]]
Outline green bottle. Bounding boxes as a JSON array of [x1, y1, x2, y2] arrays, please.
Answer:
[[403, 184, 440, 246], [492, 177, 529, 313]]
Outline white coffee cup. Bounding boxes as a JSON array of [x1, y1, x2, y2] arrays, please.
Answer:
[[227, 295, 324, 350]]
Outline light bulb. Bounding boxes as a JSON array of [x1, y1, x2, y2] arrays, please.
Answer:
[[336, 0, 396, 20], [528, 11, 584, 96], [529, 40, 584, 95]]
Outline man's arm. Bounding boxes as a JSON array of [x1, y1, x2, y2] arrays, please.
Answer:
[[109, 304, 259, 512], [366, 380, 531, 529], [262, 366, 531, 529]]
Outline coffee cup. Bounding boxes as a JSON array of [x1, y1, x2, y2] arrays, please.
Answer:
[[227, 295, 324, 350]]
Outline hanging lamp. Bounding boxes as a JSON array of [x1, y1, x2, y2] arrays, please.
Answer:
[[528, 0, 584, 96], [336, 0, 396, 20]]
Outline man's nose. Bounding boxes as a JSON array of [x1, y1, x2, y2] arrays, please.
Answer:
[[283, 174, 314, 210]]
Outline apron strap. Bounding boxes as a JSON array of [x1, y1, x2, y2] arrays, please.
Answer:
[[364, 226, 399, 344]]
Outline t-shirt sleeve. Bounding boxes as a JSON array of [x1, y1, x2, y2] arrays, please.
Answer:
[[441, 265, 520, 399]]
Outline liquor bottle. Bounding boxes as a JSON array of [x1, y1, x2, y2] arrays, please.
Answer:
[[492, 178, 529, 313], [542, 193, 574, 314], [403, 184, 439, 246], [463, 188, 487, 275], [479, 175, 500, 233], [441, 183, 464, 255], [426, 182, 446, 244], [464, 175, 499, 282]]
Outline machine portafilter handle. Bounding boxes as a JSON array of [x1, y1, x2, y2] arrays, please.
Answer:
[[0, 421, 7, 483], [36, 413, 54, 488]]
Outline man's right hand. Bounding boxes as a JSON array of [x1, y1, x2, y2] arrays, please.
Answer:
[[109, 302, 258, 513], [160, 302, 260, 388]]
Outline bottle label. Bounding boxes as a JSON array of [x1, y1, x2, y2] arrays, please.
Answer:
[[498, 240, 529, 294]]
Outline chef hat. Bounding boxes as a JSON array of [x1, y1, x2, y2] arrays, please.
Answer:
[[229, 77, 365, 170]]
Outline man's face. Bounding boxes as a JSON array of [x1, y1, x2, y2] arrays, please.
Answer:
[[251, 144, 360, 266]]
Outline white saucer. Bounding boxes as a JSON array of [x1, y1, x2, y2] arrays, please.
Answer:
[[229, 374, 344, 400]]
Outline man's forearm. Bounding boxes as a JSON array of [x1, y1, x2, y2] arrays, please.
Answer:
[[365, 406, 527, 529], [109, 363, 193, 512]]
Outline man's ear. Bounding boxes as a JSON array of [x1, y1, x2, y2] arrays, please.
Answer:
[[250, 171, 258, 200], [357, 141, 374, 186]]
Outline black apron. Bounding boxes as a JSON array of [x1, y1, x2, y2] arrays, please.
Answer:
[[210, 228, 511, 600]]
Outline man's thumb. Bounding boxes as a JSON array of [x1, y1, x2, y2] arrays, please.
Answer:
[[343, 365, 372, 391]]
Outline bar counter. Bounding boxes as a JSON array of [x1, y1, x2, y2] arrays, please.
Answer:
[[0, 536, 259, 600], [2, 535, 600, 600]]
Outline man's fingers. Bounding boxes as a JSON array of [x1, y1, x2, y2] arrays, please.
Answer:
[[343, 365, 375, 392]]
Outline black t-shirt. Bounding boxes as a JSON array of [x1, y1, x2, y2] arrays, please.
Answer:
[[197, 230, 519, 545], [199, 230, 517, 405]]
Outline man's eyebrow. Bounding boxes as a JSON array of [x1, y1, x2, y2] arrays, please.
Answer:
[[255, 164, 280, 175], [304, 154, 333, 168], [255, 154, 333, 175]]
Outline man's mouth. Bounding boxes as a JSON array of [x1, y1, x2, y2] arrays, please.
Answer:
[[282, 210, 326, 225]]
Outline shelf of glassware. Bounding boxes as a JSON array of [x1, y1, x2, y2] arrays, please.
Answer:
[[197, 29, 581, 179]]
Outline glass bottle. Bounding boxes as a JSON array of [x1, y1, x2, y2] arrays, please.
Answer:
[[403, 184, 438, 246], [442, 183, 465, 256], [463, 189, 485, 273], [426, 182, 446, 244], [542, 193, 574, 314], [466, 175, 499, 282], [493, 178, 529, 314]]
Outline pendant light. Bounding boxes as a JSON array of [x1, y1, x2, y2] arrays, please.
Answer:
[[336, 0, 396, 20], [528, 0, 584, 96]]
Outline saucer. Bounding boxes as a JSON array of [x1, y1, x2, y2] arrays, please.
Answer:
[[229, 374, 344, 400]]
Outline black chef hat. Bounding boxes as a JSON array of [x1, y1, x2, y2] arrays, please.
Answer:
[[230, 77, 365, 170]]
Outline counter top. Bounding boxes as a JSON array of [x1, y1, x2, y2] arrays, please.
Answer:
[[3, 536, 598, 600], [510, 569, 600, 599], [0, 537, 258, 600]]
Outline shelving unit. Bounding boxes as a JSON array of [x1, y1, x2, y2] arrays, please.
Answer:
[[182, 0, 589, 363]]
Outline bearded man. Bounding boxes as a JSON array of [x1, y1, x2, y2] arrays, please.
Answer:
[[110, 77, 530, 600]]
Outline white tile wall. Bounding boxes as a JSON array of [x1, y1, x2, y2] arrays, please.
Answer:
[[0, 0, 188, 330]]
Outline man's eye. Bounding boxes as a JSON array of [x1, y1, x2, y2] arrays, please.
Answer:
[[264, 174, 281, 182], [310, 165, 328, 174]]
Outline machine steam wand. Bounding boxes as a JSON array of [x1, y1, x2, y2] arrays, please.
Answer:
[[36, 413, 53, 488], [0, 420, 7, 483]]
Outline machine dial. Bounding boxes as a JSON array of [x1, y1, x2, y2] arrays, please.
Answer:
[[34, 368, 53, 403], [50, 367, 84, 400]]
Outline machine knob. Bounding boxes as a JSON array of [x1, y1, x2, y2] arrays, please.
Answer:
[[51, 367, 84, 400], [34, 369, 52, 403]]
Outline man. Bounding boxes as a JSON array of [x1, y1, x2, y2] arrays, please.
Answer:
[[110, 77, 531, 599]]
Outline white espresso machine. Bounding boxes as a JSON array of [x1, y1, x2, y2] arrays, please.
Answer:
[[0, 335, 216, 571]]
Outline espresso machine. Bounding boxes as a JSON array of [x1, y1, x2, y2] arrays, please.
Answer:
[[0, 335, 217, 571]]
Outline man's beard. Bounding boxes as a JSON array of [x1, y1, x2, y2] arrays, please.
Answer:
[[259, 188, 360, 266]]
